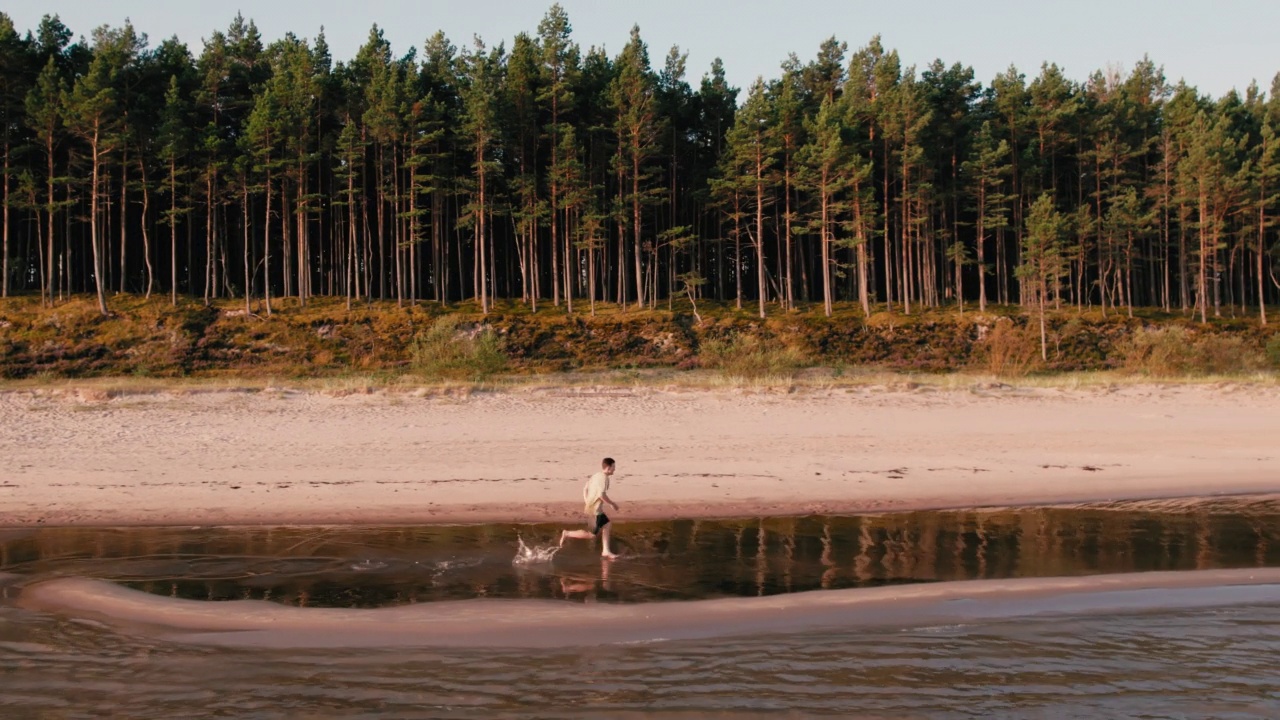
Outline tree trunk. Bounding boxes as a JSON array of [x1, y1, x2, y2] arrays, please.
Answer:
[[820, 175, 831, 317], [119, 149, 127, 294], [346, 164, 356, 311], [170, 158, 178, 305], [977, 180, 987, 313], [633, 152, 644, 309], [204, 170, 214, 305], [784, 154, 793, 311], [1, 140, 8, 298], [89, 127, 109, 316], [45, 138, 56, 306], [242, 178, 251, 314], [298, 155, 309, 307], [264, 157, 274, 317], [1260, 187, 1268, 326], [476, 141, 489, 315], [755, 144, 766, 319], [138, 157, 154, 298], [1198, 185, 1208, 324], [376, 144, 386, 300], [1038, 278, 1047, 361]]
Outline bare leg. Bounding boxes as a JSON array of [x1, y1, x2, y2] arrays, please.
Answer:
[[600, 524, 618, 559], [560, 529, 593, 547]]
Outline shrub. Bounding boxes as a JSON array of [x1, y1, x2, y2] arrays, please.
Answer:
[[977, 319, 1041, 377], [697, 332, 808, 380], [1266, 334, 1280, 369], [1115, 326, 1194, 376], [1117, 326, 1264, 376], [1193, 334, 1264, 374], [409, 315, 507, 381]]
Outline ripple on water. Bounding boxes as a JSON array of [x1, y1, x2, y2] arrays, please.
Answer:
[[3, 502, 1280, 716]]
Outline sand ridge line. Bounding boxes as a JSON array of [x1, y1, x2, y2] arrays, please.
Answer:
[[14, 568, 1280, 648]]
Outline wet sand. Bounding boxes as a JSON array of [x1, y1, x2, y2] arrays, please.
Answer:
[[16, 568, 1280, 648], [1, 382, 1278, 527]]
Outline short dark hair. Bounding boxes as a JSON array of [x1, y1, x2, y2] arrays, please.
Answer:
[[602, 457, 615, 468]]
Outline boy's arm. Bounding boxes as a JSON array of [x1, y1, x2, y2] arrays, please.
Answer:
[[601, 491, 620, 511]]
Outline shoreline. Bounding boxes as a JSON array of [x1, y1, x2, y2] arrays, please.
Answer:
[[2, 382, 1279, 528], [3, 492, 1279, 531]]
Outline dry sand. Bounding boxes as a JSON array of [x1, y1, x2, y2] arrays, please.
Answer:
[[1, 382, 1279, 527]]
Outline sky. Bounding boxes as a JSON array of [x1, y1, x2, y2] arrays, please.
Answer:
[[8, 0, 1279, 99]]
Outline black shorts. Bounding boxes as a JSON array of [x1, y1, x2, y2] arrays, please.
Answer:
[[589, 512, 610, 535]]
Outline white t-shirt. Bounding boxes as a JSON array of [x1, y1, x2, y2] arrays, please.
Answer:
[[583, 471, 610, 516]]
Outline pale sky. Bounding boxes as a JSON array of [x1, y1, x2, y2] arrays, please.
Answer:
[[8, 1, 1278, 98]]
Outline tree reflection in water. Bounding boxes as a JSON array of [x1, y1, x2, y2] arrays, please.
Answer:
[[2, 498, 1278, 607]]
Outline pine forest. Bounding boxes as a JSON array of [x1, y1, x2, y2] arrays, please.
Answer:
[[1, 7, 1278, 329]]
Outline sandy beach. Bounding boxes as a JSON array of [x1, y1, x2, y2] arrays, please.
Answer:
[[1, 381, 1278, 528]]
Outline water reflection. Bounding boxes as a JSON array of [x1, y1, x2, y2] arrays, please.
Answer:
[[2, 499, 1279, 608]]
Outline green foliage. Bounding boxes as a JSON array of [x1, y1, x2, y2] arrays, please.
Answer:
[[697, 332, 809, 380], [409, 315, 508, 380], [2, 296, 1277, 381]]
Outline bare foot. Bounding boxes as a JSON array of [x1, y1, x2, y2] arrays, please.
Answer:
[[602, 552, 619, 560]]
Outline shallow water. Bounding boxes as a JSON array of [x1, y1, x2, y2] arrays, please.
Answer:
[[3, 502, 1278, 607], [3, 500, 1280, 717]]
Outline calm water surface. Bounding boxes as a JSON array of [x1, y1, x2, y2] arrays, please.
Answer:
[[3, 500, 1280, 717]]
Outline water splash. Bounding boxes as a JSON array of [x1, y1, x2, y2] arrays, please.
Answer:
[[350, 560, 387, 572], [512, 535, 561, 566], [433, 558, 483, 573]]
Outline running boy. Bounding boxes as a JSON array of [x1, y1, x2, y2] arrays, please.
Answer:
[[559, 457, 620, 559]]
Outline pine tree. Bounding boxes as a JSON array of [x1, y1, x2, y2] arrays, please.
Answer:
[[62, 27, 128, 316], [611, 25, 658, 309], [505, 32, 543, 309], [1254, 112, 1279, 325], [657, 45, 692, 310], [419, 31, 462, 305], [847, 36, 900, 308], [963, 120, 1011, 313], [0, 13, 30, 297], [333, 112, 363, 310], [989, 66, 1030, 305], [459, 37, 504, 314], [1019, 193, 1068, 360], [246, 60, 284, 316], [26, 57, 63, 305], [538, 4, 579, 310], [361, 27, 399, 304], [1028, 63, 1077, 197], [196, 29, 229, 305], [922, 60, 980, 310], [887, 70, 934, 312], [798, 94, 848, 316], [405, 91, 445, 308], [157, 75, 192, 305], [265, 34, 318, 305], [693, 58, 737, 302], [724, 78, 778, 318], [1103, 186, 1152, 317]]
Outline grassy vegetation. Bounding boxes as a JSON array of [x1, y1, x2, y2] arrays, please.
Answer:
[[2, 293, 1278, 388], [409, 315, 508, 381]]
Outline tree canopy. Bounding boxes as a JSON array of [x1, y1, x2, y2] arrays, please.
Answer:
[[0, 8, 1277, 324]]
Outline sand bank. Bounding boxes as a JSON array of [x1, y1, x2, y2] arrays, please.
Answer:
[[1, 382, 1278, 527], [15, 568, 1280, 648]]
